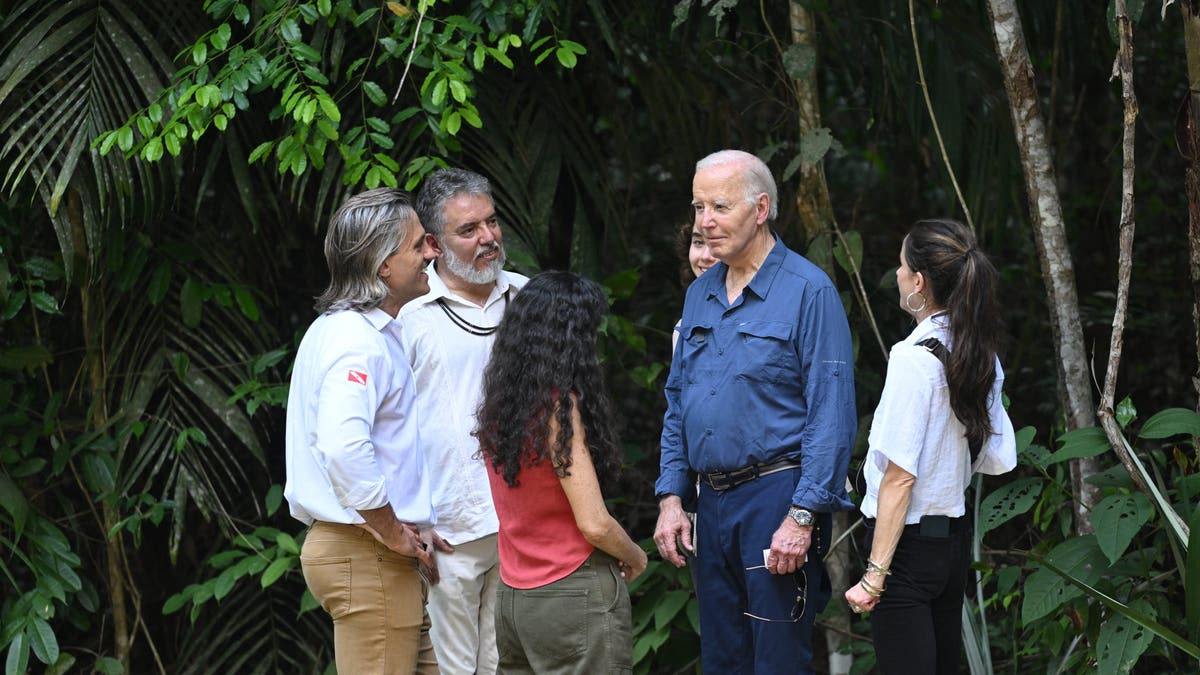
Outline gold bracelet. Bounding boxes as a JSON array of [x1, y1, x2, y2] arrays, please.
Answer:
[[859, 578, 885, 598], [866, 559, 892, 576]]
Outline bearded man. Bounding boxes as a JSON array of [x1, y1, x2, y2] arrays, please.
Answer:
[[397, 168, 528, 675]]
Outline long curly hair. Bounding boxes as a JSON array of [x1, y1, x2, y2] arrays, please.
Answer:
[[474, 271, 621, 488], [903, 219, 1004, 450]]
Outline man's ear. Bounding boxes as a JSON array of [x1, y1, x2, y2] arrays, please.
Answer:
[[755, 193, 770, 225], [426, 232, 443, 256]]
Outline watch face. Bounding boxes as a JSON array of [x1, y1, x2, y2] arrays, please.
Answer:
[[790, 508, 814, 526]]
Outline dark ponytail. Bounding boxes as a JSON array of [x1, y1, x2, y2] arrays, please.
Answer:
[[903, 219, 1004, 450]]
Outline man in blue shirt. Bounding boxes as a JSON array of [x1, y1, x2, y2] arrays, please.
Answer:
[[654, 150, 857, 674]]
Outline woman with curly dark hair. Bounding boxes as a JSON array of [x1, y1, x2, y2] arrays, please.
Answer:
[[476, 270, 648, 674], [843, 219, 1016, 674]]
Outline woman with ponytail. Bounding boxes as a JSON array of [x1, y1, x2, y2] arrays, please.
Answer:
[[476, 271, 647, 673], [843, 219, 1017, 674]]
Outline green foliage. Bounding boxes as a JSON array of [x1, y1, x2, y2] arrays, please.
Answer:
[[628, 540, 700, 674], [96, 0, 588, 189]]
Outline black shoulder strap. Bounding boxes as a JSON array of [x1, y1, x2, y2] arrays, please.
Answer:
[[915, 337, 983, 467]]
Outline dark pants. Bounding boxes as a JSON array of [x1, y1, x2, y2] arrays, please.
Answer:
[[867, 519, 971, 675], [695, 468, 831, 675]]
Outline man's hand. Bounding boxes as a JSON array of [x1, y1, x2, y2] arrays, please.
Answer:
[[356, 507, 433, 567], [767, 517, 812, 575], [419, 529, 455, 585], [653, 495, 693, 568]]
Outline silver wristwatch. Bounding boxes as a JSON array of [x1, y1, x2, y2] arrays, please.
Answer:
[[788, 506, 815, 527]]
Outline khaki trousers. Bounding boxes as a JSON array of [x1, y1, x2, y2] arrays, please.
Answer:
[[301, 521, 439, 674]]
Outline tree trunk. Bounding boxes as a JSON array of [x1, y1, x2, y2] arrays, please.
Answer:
[[788, 5, 849, 672], [1183, 0, 1200, 411], [1097, 0, 1155, 499], [985, 0, 1101, 533], [789, 1, 836, 277]]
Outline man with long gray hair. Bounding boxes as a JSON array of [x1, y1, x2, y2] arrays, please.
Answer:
[[285, 187, 446, 673], [398, 168, 528, 674]]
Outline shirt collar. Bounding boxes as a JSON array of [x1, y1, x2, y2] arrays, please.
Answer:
[[705, 232, 786, 302], [362, 306, 396, 332], [411, 262, 510, 309], [905, 311, 950, 344]]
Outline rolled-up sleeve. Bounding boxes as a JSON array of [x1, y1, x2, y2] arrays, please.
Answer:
[[792, 286, 857, 513], [314, 349, 389, 512]]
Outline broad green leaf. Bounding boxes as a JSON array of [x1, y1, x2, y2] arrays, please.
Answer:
[[799, 127, 833, 165], [363, 81, 386, 106], [1022, 536, 1107, 625], [1138, 407, 1200, 439], [147, 264, 171, 305], [26, 618, 58, 665], [163, 589, 192, 615], [180, 277, 204, 327], [261, 557, 292, 587], [93, 656, 123, 675], [1037, 555, 1200, 659], [555, 47, 577, 68], [28, 291, 56, 314], [978, 477, 1042, 535], [265, 484, 284, 516], [299, 588, 320, 615], [1045, 426, 1109, 464], [5, 632, 28, 675], [213, 567, 238, 600], [1097, 599, 1157, 675], [21, 257, 63, 281], [833, 231, 863, 276], [1115, 396, 1137, 428], [782, 42, 816, 80], [44, 651, 75, 675], [602, 268, 639, 300], [430, 79, 447, 106], [233, 287, 259, 321], [653, 589, 689, 630], [0, 474, 29, 537], [276, 532, 300, 555], [1090, 493, 1152, 564]]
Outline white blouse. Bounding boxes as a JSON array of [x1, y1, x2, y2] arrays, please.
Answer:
[[860, 314, 1017, 523]]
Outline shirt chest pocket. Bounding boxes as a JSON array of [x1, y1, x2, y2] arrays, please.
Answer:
[[734, 321, 794, 385], [680, 324, 717, 384]]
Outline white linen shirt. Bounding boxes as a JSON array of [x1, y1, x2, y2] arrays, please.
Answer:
[[861, 314, 1017, 523], [397, 264, 528, 545], [284, 307, 435, 528]]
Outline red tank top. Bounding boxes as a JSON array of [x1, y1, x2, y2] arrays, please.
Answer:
[[486, 453, 595, 589]]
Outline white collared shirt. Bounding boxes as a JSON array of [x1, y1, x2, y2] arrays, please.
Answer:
[[397, 264, 528, 545], [861, 314, 1017, 522], [285, 307, 435, 528]]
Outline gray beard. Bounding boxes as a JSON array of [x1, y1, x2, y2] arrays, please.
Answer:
[[439, 239, 505, 286]]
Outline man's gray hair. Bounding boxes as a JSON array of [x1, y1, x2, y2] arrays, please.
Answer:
[[315, 188, 418, 314], [696, 150, 778, 223], [415, 168, 492, 236]]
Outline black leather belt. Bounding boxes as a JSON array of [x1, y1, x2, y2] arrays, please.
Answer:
[[700, 458, 801, 491]]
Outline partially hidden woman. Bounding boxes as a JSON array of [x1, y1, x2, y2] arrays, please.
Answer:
[[671, 220, 718, 351], [843, 219, 1017, 674], [475, 270, 649, 674]]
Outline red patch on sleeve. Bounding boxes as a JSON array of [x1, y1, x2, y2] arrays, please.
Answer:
[[347, 370, 368, 385]]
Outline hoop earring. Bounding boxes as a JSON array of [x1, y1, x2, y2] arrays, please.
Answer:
[[905, 291, 927, 313]]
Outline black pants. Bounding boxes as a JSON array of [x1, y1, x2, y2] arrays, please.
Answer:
[[867, 520, 971, 675]]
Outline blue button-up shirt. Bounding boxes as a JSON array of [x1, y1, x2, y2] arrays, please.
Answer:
[[656, 235, 857, 513]]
